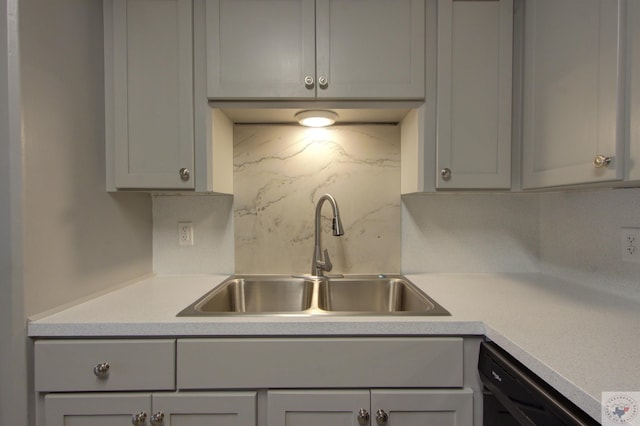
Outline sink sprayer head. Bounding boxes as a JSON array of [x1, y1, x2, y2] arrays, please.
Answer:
[[332, 216, 344, 236]]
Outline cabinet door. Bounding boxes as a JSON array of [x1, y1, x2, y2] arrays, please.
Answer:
[[371, 389, 473, 426], [206, 0, 316, 99], [109, 0, 194, 189], [436, 0, 512, 189], [315, 0, 425, 99], [521, 0, 624, 188], [153, 392, 257, 426], [268, 390, 370, 426], [44, 393, 150, 426]]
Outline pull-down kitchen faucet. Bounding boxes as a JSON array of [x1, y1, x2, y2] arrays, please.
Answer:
[[311, 194, 344, 277]]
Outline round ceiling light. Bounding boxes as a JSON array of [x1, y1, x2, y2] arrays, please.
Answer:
[[295, 110, 339, 127]]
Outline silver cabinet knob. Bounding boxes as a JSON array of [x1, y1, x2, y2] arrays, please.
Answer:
[[150, 411, 164, 425], [440, 167, 452, 180], [357, 408, 370, 425], [179, 167, 190, 181], [93, 362, 110, 377], [593, 155, 612, 168], [318, 75, 328, 89], [131, 412, 147, 425], [375, 409, 388, 425], [304, 75, 315, 89]]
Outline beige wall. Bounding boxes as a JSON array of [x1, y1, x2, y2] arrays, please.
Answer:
[[402, 193, 540, 273], [540, 188, 640, 299], [20, 0, 153, 317], [4, 2, 156, 423], [152, 194, 234, 275], [1, 0, 28, 424]]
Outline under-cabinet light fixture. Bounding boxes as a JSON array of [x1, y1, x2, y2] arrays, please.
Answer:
[[295, 110, 338, 127]]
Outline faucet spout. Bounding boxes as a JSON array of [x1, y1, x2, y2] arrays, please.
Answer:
[[311, 194, 344, 277]]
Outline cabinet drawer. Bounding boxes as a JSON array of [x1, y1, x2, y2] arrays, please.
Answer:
[[177, 337, 463, 389], [35, 339, 175, 392]]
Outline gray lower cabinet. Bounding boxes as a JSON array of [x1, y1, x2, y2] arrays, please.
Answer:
[[177, 337, 464, 389], [268, 389, 473, 426], [35, 337, 474, 426], [44, 392, 257, 426], [35, 340, 257, 425]]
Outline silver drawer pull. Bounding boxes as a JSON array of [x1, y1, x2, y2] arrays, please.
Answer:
[[131, 412, 147, 425], [179, 167, 190, 181], [593, 155, 612, 168], [357, 408, 370, 425], [150, 411, 165, 425], [376, 409, 388, 424], [93, 362, 110, 377], [304, 75, 315, 88], [440, 167, 452, 180]]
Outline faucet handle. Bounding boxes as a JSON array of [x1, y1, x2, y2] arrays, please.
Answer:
[[322, 249, 333, 272]]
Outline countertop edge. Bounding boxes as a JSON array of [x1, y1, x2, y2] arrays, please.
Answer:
[[27, 320, 487, 338]]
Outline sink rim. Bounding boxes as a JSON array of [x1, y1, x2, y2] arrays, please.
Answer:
[[177, 274, 450, 317]]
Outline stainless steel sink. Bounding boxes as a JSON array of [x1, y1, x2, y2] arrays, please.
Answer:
[[317, 277, 449, 315], [178, 277, 314, 315], [177, 275, 449, 316]]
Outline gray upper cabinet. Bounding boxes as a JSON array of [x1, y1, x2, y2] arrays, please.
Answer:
[[105, 0, 234, 193], [205, 0, 316, 100], [105, 0, 195, 190], [401, 0, 512, 194], [315, 0, 425, 100], [521, 0, 625, 189], [206, 0, 425, 100], [629, 0, 640, 182], [436, 0, 513, 189]]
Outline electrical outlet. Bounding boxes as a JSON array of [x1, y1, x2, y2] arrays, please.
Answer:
[[178, 222, 194, 246], [621, 227, 640, 262]]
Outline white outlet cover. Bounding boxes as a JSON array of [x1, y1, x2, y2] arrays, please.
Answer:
[[620, 227, 640, 263], [178, 222, 194, 246]]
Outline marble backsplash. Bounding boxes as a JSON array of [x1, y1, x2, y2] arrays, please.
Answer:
[[233, 124, 401, 274]]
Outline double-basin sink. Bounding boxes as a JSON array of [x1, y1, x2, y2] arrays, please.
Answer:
[[178, 275, 450, 316]]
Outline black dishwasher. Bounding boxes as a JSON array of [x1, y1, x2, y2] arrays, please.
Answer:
[[478, 341, 600, 425]]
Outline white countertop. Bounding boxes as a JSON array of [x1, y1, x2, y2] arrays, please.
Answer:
[[28, 272, 640, 422]]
